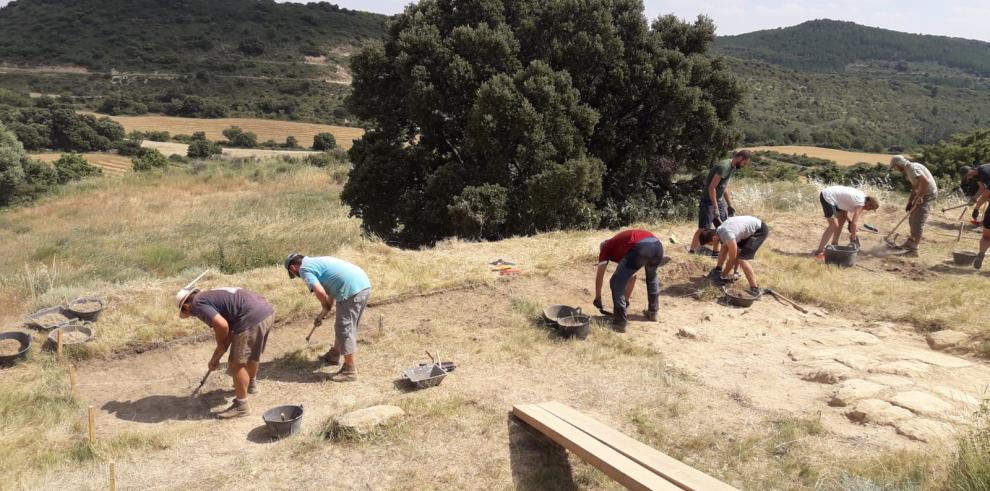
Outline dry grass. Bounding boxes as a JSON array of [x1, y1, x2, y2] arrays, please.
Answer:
[[743, 145, 894, 166], [32, 152, 132, 174], [141, 140, 322, 160], [83, 113, 364, 149]]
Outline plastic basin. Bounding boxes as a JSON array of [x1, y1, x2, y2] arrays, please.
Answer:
[[66, 297, 105, 322], [824, 244, 858, 267], [952, 251, 978, 266], [47, 323, 94, 346], [557, 314, 591, 340], [725, 291, 757, 308], [262, 405, 304, 439], [542, 305, 579, 326], [25, 305, 75, 331], [0, 331, 32, 366]]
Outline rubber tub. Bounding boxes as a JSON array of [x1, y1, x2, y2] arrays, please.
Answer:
[[402, 364, 447, 389], [952, 251, 978, 266], [47, 322, 94, 347], [25, 305, 75, 331], [66, 297, 105, 322], [725, 290, 757, 308], [262, 405, 304, 439], [542, 305, 579, 326], [824, 244, 858, 267], [557, 314, 591, 340], [0, 331, 32, 366]]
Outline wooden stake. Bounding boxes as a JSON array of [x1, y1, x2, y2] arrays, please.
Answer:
[[378, 314, 384, 334], [56, 329, 63, 357], [88, 405, 96, 444], [109, 461, 116, 491], [68, 364, 77, 399]]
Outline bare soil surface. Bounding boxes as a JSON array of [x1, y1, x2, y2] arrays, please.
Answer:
[[742, 146, 892, 166], [34, 247, 990, 489]]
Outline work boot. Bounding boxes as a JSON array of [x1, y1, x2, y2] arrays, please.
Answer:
[[330, 364, 357, 382], [248, 378, 258, 395], [644, 310, 658, 322], [975, 252, 986, 270], [320, 348, 340, 366], [216, 399, 249, 419], [611, 321, 627, 333]]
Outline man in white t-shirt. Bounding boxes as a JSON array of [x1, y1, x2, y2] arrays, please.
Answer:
[[890, 156, 938, 256], [698, 216, 770, 296], [814, 186, 880, 258]]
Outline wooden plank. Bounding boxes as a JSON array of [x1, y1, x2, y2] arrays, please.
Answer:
[[512, 404, 680, 491], [538, 402, 738, 491]]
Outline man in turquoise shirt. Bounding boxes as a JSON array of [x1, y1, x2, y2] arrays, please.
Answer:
[[285, 253, 371, 382]]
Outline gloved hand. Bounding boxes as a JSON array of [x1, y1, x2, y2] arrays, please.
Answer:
[[593, 297, 603, 310], [905, 201, 913, 212], [727, 205, 736, 217], [713, 215, 722, 227], [313, 315, 323, 328], [973, 208, 980, 221]]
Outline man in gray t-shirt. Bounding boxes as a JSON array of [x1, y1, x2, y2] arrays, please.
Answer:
[[698, 216, 770, 295], [177, 287, 275, 419], [890, 156, 938, 256]]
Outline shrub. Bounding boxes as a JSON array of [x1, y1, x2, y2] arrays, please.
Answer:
[[53, 153, 101, 184], [131, 148, 168, 172], [187, 137, 221, 159], [0, 123, 57, 206], [285, 135, 299, 149], [222, 126, 257, 148], [312, 132, 336, 151], [116, 139, 143, 157]]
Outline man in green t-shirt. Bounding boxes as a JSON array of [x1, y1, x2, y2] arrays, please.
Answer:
[[689, 150, 753, 255]]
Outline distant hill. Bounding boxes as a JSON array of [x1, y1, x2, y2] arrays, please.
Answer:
[[716, 19, 990, 77], [0, 0, 386, 75]]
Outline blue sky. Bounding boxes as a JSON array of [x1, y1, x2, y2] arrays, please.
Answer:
[[306, 0, 990, 42], [0, 1, 985, 41]]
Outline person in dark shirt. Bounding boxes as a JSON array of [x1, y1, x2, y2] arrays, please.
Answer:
[[960, 164, 990, 269], [689, 150, 753, 255], [594, 229, 665, 332], [176, 286, 275, 419]]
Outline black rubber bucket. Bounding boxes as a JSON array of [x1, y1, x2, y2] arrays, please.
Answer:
[[824, 244, 858, 267], [66, 297, 105, 322], [952, 251, 978, 266], [557, 314, 591, 340], [725, 291, 757, 308], [0, 331, 32, 366], [542, 305, 579, 326], [262, 405, 304, 439]]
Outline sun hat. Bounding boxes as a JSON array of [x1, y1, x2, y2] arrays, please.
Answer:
[[175, 288, 199, 314], [284, 252, 303, 278]]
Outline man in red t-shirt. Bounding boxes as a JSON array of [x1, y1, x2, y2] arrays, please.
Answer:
[[593, 229, 665, 332]]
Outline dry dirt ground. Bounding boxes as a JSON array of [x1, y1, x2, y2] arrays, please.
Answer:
[[29, 245, 989, 489]]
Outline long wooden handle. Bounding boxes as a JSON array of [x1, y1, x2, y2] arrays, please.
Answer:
[[884, 211, 912, 241], [769, 290, 809, 314], [305, 323, 319, 342]]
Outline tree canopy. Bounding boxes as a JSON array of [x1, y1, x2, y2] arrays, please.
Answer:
[[343, 0, 742, 246]]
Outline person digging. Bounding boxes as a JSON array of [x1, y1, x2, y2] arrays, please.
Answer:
[[890, 155, 938, 257], [814, 185, 880, 259], [689, 150, 753, 256], [177, 286, 275, 419], [593, 229, 665, 332], [285, 253, 371, 382], [960, 164, 990, 269], [698, 215, 770, 297]]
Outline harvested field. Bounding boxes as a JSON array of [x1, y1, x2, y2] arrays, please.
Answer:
[[33, 152, 132, 174], [744, 145, 893, 166], [140, 141, 321, 160], [85, 113, 364, 150]]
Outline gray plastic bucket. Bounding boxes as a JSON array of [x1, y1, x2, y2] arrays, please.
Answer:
[[262, 405, 304, 439], [824, 244, 858, 267]]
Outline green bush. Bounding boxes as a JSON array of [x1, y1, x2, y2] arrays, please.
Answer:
[[312, 132, 336, 151], [285, 135, 300, 149], [187, 137, 221, 159], [222, 126, 257, 148], [53, 153, 101, 184], [0, 123, 57, 206], [131, 148, 168, 172]]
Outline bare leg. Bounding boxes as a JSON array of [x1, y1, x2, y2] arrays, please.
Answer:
[[246, 361, 259, 380], [981, 229, 990, 255], [738, 260, 758, 289], [690, 229, 703, 252], [230, 362, 249, 400], [816, 218, 838, 254], [834, 213, 848, 245]]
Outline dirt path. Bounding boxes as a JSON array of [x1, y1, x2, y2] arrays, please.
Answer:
[[34, 255, 989, 489]]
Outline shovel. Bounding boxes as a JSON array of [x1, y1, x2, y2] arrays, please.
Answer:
[[883, 210, 912, 248], [765, 289, 809, 314], [191, 369, 212, 396]]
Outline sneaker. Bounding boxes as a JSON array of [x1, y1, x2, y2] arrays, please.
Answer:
[[903, 249, 919, 258], [707, 267, 722, 278], [216, 399, 249, 419], [746, 287, 766, 298], [330, 364, 357, 383], [248, 378, 258, 394], [320, 349, 340, 366], [975, 253, 986, 270]]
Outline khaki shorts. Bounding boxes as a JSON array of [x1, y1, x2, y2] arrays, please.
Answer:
[[908, 194, 936, 241], [228, 314, 273, 366], [335, 288, 370, 356]]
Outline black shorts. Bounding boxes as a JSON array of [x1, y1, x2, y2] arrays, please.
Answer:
[[697, 197, 728, 229], [820, 193, 837, 219], [738, 222, 769, 260]]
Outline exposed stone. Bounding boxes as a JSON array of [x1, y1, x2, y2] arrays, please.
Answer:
[[900, 349, 972, 369], [869, 360, 930, 377], [866, 375, 914, 388], [332, 405, 405, 437], [796, 359, 857, 384], [845, 399, 913, 426], [932, 386, 984, 408], [833, 330, 882, 346], [833, 353, 879, 371], [828, 379, 888, 407], [888, 391, 956, 419], [895, 418, 957, 443], [926, 330, 969, 351], [676, 327, 700, 340]]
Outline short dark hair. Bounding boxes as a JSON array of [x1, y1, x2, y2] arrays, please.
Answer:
[[290, 255, 304, 267], [699, 229, 718, 245], [733, 149, 753, 160]]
